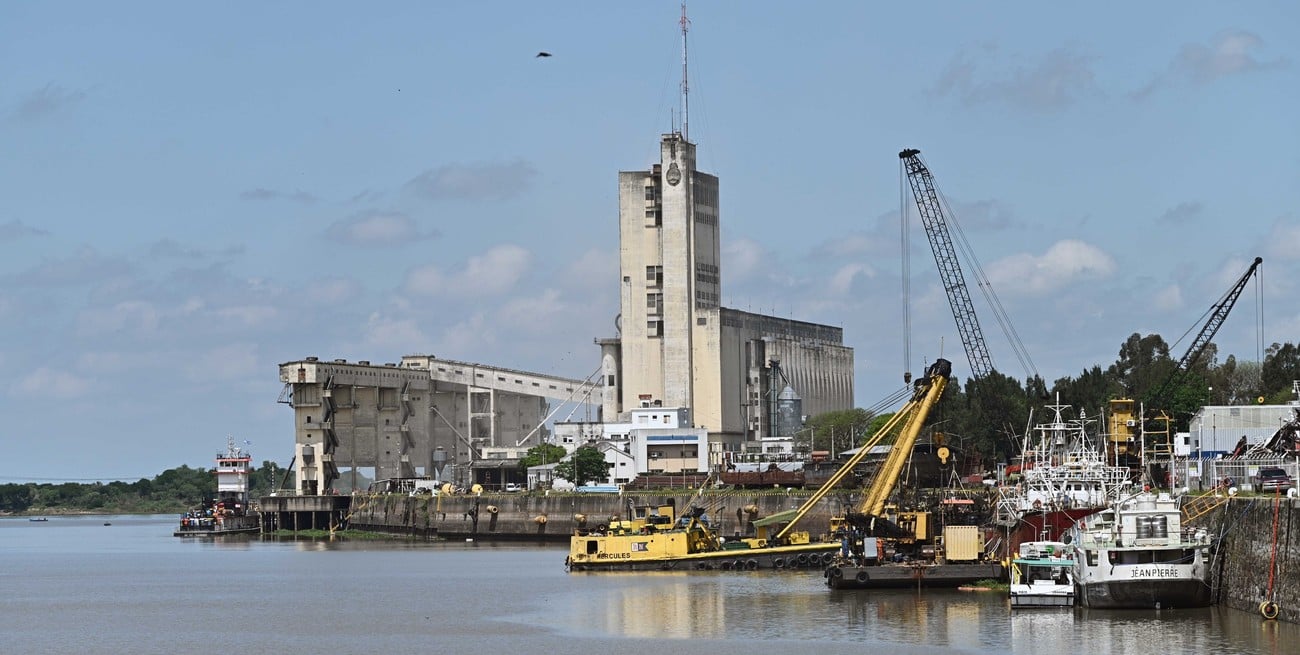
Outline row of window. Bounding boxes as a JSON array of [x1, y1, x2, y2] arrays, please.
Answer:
[[695, 263, 718, 285]]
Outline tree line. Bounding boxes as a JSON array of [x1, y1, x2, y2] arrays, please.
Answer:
[[0, 461, 285, 514], [802, 336, 1300, 467]]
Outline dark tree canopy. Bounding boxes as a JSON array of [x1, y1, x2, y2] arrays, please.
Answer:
[[518, 443, 567, 471], [553, 446, 611, 487]]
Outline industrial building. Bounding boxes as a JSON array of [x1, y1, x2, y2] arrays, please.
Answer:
[[597, 131, 854, 460], [277, 356, 592, 494], [277, 129, 855, 492]]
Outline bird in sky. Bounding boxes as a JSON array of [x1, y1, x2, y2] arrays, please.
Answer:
[[536, 51, 552, 58]]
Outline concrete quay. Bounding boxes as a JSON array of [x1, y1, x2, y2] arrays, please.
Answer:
[[1215, 496, 1299, 623], [332, 489, 847, 543]]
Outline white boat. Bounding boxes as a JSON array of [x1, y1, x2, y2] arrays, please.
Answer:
[[994, 397, 1132, 555], [1070, 491, 1214, 609], [174, 438, 260, 537], [1009, 540, 1075, 608]]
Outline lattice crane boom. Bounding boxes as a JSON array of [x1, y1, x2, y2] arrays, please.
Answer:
[[900, 148, 994, 380], [1151, 256, 1263, 409]]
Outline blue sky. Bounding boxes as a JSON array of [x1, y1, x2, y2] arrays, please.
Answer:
[[2, 2, 1297, 482]]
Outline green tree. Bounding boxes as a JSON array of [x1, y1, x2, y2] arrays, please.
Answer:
[[1049, 365, 1124, 418], [1107, 332, 1174, 400], [518, 443, 567, 470], [803, 408, 874, 453], [1263, 342, 1300, 400], [0, 483, 35, 512], [554, 446, 609, 487]]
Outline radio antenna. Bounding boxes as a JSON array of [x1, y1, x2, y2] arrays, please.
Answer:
[[679, 2, 691, 141]]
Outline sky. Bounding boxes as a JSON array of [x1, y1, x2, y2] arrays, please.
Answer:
[[2, 2, 1297, 482]]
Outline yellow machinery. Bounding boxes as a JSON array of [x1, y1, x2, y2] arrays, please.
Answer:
[[774, 358, 951, 544]]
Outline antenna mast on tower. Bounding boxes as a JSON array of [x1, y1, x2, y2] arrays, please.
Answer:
[[679, 2, 691, 142]]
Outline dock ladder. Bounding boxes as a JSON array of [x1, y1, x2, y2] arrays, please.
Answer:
[[1180, 483, 1231, 526]]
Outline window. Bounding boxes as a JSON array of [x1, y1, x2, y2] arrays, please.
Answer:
[[646, 292, 663, 315], [647, 319, 662, 337], [645, 265, 663, 286]]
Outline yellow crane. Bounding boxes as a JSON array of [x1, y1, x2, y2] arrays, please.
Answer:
[[774, 358, 951, 542]]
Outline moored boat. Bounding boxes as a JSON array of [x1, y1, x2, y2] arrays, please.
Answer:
[[174, 438, 260, 537], [1009, 540, 1075, 608], [566, 501, 839, 572], [994, 398, 1132, 555], [1070, 491, 1214, 609]]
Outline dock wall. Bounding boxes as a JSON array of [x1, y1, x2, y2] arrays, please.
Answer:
[[1215, 496, 1300, 623], [341, 489, 849, 543]]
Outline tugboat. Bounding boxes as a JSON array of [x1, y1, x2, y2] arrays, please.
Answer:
[[1009, 541, 1075, 608], [175, 438, 261, 537], [1070, 490, 1214, 608]]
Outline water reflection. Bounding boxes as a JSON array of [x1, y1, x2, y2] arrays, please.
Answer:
[[550, 570, 1300, 655]]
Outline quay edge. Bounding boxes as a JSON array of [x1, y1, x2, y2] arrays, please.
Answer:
[[260, 490, 848, 544], [1215, 495, 1300, 623]]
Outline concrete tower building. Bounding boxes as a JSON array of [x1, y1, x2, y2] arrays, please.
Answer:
[[600, 131, 854, 459]]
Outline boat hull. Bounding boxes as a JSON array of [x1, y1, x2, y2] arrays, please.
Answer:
[[1004, 508, 1097, 555], [566, 543, 839, 572], [1011, 586, 1074, 607], [174, 515, 260, 537], [825, 562, 1004, 589], [1076, 578, 1212, 609]]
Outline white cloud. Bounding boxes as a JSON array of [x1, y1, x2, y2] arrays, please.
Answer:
[[75, 300, 161, 336], [304, 278, 361, 304], [76, 352, 126, 371], [1263, 219, 1300, 261], [184, 343, 260, 381], [985, 239, 1117, 295], [405, 244, 532, 297], [405, 161, 537, 201], [325, 211, 436, 247], [432, 314, 492, 356], [498, 289, 565, 327], [723, 238, 766, 283], [933, 45, 1100, 112], [828, 263, 875, 295], [362, 313, 429, 352], [214, 305, 278, 328], [1133, 30, 1287, 99], [1157, 201, 1203, 225], [561, 249, 618, 291], [14, 367, 90, 398], [1153, 284, 1183, 312]]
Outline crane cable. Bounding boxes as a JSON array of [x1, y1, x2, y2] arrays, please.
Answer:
[[932, 179, 1039, 382]]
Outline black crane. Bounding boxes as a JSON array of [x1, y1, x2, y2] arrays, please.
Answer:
[[899, 149, 1038, 384], [899, 149, 995, 380], [1150, 256, 1263, 414], [900, 149, 1040, 461]]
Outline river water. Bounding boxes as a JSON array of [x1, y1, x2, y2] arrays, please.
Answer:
[[1, 515, 1293, 655]]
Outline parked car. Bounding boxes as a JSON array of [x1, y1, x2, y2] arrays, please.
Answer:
[[1254, 467, 1294, 494], [504, 483, 524, 493]]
